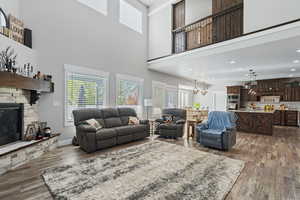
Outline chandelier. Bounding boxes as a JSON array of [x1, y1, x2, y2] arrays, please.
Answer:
[[245, 69, 258, 95], [193, 80, 209, 96]]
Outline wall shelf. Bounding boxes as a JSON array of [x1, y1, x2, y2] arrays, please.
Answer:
[[0, 71, 53, 93]]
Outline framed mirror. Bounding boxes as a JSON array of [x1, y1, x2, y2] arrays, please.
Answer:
[[0, 8, 8, 28]]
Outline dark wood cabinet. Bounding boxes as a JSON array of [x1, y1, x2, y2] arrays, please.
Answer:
[[227, 86, 242, 94], [285, 111, 298, 127], [273, 110, 298, 127], [229, 78, 300, 102], [273, 110, 281, 125], [236, 112, 273, 135]]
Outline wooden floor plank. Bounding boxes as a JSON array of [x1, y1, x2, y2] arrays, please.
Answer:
[[0, 126, 299, 200]]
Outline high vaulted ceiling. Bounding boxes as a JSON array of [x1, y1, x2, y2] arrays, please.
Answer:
[[148, 22, 300, 85], [138, 0, 156, 6]]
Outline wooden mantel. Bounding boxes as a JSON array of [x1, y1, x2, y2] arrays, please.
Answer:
[[0, 71, 53, 92]]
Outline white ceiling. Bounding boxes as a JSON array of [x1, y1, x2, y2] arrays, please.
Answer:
[[138, 0, 156, 6], [148, 22, 300, 85]]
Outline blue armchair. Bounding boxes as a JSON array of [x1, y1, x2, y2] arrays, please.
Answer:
[[196, 111, 237, 151]]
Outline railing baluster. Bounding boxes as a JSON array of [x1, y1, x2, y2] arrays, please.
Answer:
[[173, 3, 243, 53]]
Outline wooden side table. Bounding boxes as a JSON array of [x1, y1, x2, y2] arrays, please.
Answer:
[[187, 120, 202, 139], [148, 119, 157, 136]]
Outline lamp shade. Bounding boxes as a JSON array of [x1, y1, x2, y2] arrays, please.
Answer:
[[144, 99, 153, 107], [152, 108, 162, 115]]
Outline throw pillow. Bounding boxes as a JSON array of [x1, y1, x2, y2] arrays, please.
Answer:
[[128, 116, 140, 125], [163, 114, 173, 122], [86, 119, 103, 131]]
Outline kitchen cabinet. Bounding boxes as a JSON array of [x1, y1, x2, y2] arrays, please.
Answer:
[[273, 110, 282, 125], [285, 111, 298, 127], [273, 110, 298, 127], [235, 111, 274, 135], [227, 86, 242, 94]]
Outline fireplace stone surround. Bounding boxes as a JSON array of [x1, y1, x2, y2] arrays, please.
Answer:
[[0, 87, 58, 176]]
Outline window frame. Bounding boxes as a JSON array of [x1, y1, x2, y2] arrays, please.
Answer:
[[119, 0, 143, 34], [165, 85, 178, 108], [64, 64, 109, 127], [76, 0, 108, 16]]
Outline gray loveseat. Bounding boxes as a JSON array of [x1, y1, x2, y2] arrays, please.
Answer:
[[73, 108, 150, 153]]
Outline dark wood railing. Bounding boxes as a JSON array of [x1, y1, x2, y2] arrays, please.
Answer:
[[172, 3, 243, 54]]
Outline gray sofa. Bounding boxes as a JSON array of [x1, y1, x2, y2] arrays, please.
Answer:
[[155, 108, 187, 139], [73, 108, 150, 153]]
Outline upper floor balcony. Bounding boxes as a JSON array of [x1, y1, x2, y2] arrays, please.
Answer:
[[148, 0, 300, 62]]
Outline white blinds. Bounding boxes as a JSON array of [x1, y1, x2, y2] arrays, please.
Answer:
[[165, 88, 178, 108], [65, 71, 107, 124]]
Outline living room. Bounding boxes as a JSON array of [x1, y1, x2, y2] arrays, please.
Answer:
[[0, 0, 300, 199]]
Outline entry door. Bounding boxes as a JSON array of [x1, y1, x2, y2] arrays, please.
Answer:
[[173, 0, 185, 30]]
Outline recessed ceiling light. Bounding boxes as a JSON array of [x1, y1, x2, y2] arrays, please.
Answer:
[[297, 49, 300, 53], [229, 60, 236, 64], [293, 60, 300, 64], [291, 68, 296, 72]]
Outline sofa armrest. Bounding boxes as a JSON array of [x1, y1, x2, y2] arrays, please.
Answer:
[[176, 119, 186, 125], [197, 123, 209, 131], [139, 120, 149, 125], [77, 124, 97, 132]]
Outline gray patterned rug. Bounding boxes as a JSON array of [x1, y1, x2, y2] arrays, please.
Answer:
[[42, 141, 244, 200]]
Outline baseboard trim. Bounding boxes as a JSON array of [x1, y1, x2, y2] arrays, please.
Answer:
[[58, 139, 72, 147]]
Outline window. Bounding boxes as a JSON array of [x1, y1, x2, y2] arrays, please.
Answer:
[[151, 82, 178, 118], [165, 86, 178, 108], [77, 0, 108, 16], [65, 65, 109, 126], [178, 89, 193, 108], [119, 0, 143, 34], [116, 74, 144, 116], [152, 81, 166, 108]]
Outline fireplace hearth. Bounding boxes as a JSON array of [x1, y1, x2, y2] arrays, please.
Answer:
[[0, 103, 24, 147]]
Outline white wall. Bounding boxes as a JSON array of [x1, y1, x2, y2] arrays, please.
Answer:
[[0, 34, 38, 69], [0, 0, 21, 20], [20, 0, 192, 141], [185, 0, 212, 25], [148, 6, 172, 60], [244, 0, 300, 33]]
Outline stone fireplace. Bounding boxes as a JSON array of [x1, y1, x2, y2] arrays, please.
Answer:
[[0, 87, 59, 176], [0, 103, 24, 146], [0, 87, 39, 141]]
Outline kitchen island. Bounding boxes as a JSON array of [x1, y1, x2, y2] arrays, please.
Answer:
[[232, 110, 275, 136]]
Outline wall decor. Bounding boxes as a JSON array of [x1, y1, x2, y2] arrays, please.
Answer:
[[24, 124, 37, 141], [9, 14, 24, 44], [0, 46, 17, 72], [0, 8, 8, 35]]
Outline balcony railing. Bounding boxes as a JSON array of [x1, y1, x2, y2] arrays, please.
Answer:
[[172, 3, 244, 54]]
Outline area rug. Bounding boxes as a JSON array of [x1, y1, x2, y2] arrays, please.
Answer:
[[42, 141, 244, 200]]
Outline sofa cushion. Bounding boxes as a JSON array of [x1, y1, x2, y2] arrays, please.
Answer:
[[102, 108, 119, 118], [72, 109, 103, 126], [118, 108, 137, 125], [120, 116, 129, 126], [118, 107, 137, 117], [104, 117, 123, 128], [96, 128, 117, 140], [115, 125, 147, 136]]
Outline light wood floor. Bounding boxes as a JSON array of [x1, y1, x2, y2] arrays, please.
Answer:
[[0, 126, 300, 200]]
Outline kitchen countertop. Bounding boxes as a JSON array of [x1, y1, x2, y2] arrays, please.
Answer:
[[230, 109, 275, 114]]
